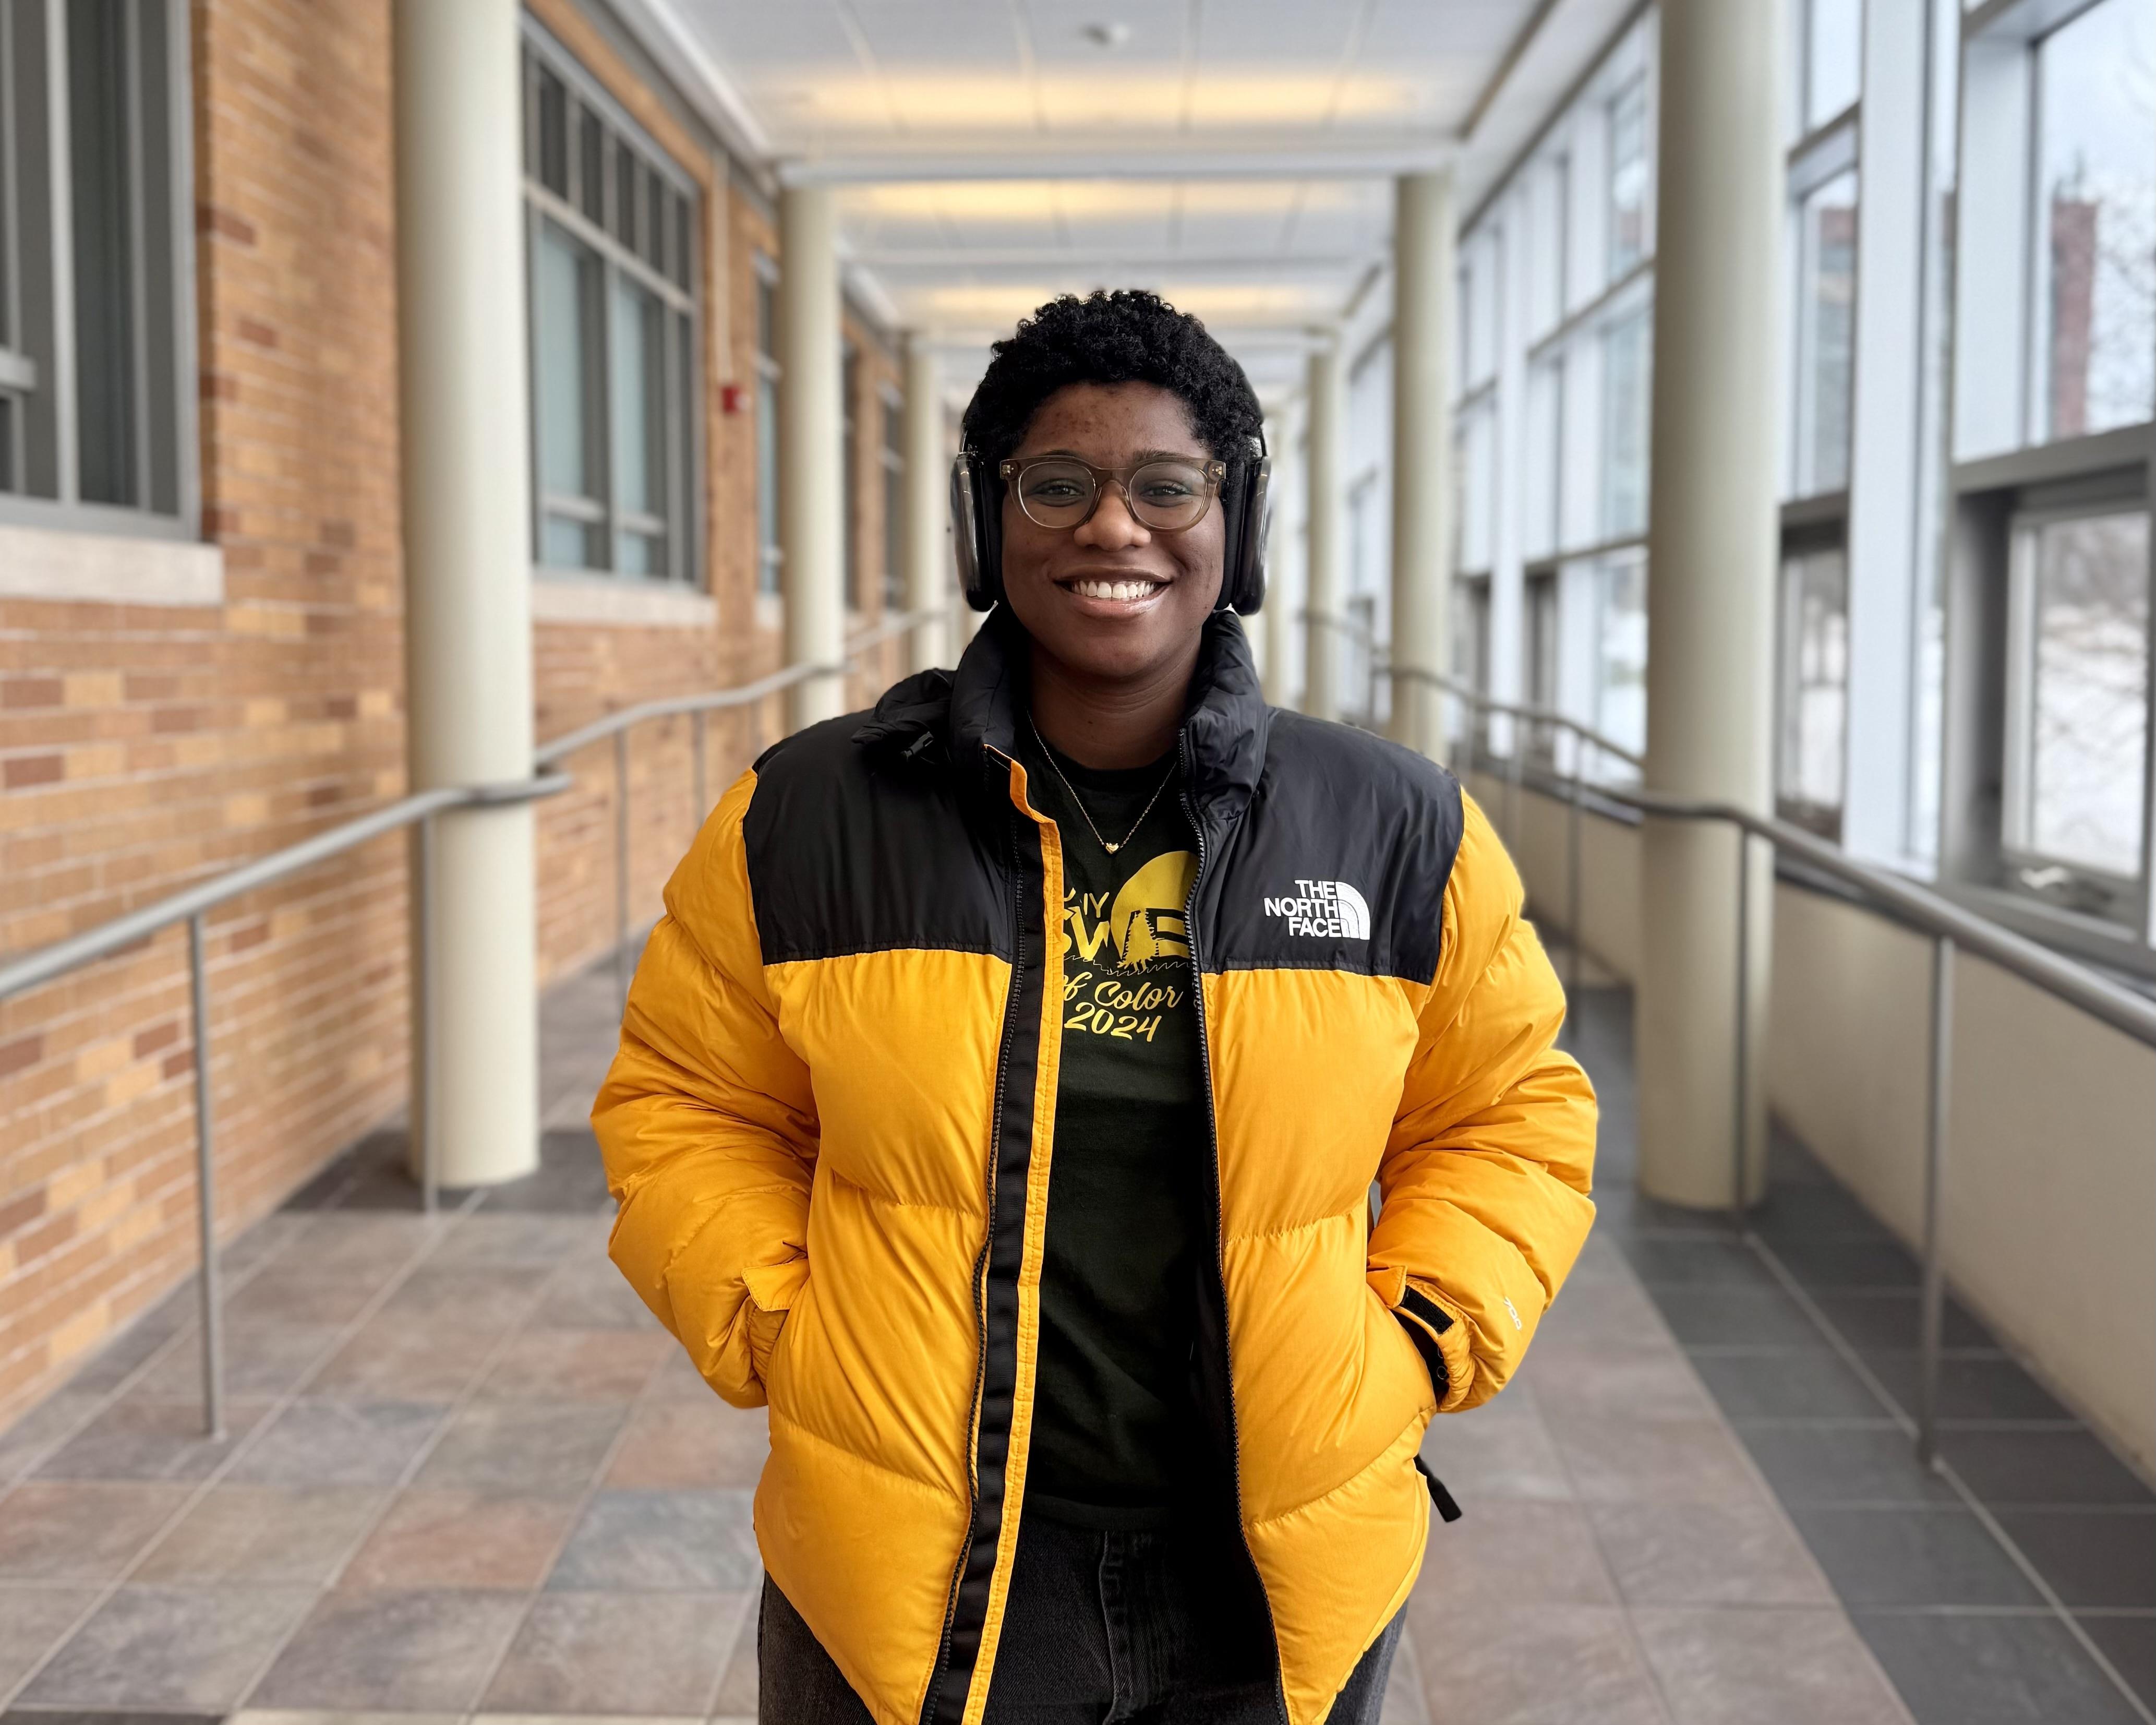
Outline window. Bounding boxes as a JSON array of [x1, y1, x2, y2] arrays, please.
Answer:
[[1525, 356, 1565, 560], [1607, 74, 1649, 280], [1526, 570, 1561, 760], [1792, 169, 1859, 496], [1454, 574, 1492, 696], [1777, 542, 1850, 835], [1594, 552, 1648, 766], [1457, 401, 1495, 577], [523, 30, 700, 582], [2030, 0, 2156, 443], [1, 0, 194, 526], [1531, 153, 1572, 335], [2003, 506, 2149, 901], [1601, 308, 1651, 540], [1801, 0, 1863, 133], [755, 261, 780, 596], [882, 389, 904, 609]]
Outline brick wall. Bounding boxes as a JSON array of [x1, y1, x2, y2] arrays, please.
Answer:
[[0, 0, 408, 1420], [0, 0, 921, 1432]]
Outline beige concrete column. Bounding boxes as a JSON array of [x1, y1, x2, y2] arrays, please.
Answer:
[[393, 0, 536, 1186], [1389, 168, 1456, 757], [779, 183, 845, 728], [1303, 343, 1345, 721], [902, 334, 948, 673], [1638, 0, 1786, 1208]]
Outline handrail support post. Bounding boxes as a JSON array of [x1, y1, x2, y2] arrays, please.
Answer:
[[186, 913, 226, 1441], [1918, 934, 1956, 1467], [615, 728, 632, 1010], [1731, 826, 1751, 1229], [415, 813, 438, 1215]]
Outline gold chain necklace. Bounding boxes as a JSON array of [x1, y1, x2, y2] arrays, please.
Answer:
[[1025, 713, 1177, 856]]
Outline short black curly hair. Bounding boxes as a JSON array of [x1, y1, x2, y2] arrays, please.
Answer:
[[960, 289, 1263, 466]]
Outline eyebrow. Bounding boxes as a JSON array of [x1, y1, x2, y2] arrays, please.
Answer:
[[1026, 448, 1206, 464]]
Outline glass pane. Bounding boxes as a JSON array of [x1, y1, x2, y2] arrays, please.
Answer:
[[1804, 0, 1862, 131], [1595, 554, 1648, 768], [756, 273, 776, 359], [1533, 154, 1570, 334], [1452, 577, 1491, 692], [611, 277, 663, 522], [1601, 309, 1651, 539], [535, 223, 598, 513], [1607, 76, 1649, 278], [615, 143, 637, 250], [1526, 356, 1563, 558], [2017, 510, 2149, 877], [616, 531, 658, 576], [643, 164, 666, 270], [2035, 0, 2156, 441], [69, 0, 137, 508], [0, 396, 16, 494], [1458, 404, 1493, 572], [1794, 169, 1859, 496], [672, 191, 692, 291], [1777, 546, 1849, 824], [536, 68, 568, 197], [544, 516, 597, 568], [576, 107, 604, 225], [1526, 575, 1560, 711]]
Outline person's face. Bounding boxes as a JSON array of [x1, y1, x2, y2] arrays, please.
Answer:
[[998, 381, 1226, 690]]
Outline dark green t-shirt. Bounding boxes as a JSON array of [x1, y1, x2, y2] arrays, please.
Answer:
[[1016, 725, 1212, 1529]]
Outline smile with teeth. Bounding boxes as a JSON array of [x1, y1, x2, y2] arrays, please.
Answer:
[[1067, 578, 1164, 601]]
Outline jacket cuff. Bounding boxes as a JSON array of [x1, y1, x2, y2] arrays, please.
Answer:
[[1369, 1268, 1475, 1413]]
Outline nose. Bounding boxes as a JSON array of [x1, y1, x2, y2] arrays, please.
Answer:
[[1074, 482, 1151, 550]]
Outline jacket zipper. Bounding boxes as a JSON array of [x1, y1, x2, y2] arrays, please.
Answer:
[[1178, 731, 1291, 1725], [919, 745, 1025, 1725]]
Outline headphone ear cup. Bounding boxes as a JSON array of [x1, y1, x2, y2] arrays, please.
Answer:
[[951, 454, 1002, 612], [1231, 458, 1271, 614]]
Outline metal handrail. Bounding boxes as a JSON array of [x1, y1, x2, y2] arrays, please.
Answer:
[[0, 603, 949, 1440], [1377, 653, 2156, 1466]]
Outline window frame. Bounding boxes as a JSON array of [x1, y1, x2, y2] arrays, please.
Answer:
[[521, 19, 703, 588], [0, 0, 198, 538]]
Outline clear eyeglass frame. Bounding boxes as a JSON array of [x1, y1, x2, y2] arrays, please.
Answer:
[[998, 456, 1226, 532]]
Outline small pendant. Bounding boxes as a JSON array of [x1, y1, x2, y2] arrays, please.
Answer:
[[1104, 842, 1120, 854]]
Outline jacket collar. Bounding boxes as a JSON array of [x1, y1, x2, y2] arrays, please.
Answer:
[[857, 606, 1271, 822]]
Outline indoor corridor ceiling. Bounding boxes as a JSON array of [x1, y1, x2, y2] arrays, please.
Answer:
[[636, 0, 1641, 401]]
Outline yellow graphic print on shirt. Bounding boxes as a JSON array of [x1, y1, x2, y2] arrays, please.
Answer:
[[1062, 849, 1196, 1042]]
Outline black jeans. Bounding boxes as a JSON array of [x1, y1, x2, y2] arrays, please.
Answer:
[[758, 1514, 1403, 1724]]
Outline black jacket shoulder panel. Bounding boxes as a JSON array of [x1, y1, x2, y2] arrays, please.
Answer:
[[1196, 710, 1463, 985], [743, 707, 1013, 966]]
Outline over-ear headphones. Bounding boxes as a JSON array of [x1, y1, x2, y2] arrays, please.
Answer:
[[952, 436, 1271, 617]]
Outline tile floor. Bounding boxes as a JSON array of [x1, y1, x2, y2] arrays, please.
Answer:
[[0, 954, 2135, 1724]]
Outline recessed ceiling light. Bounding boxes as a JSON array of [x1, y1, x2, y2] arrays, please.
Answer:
[[1081, 21, 1131, 49]]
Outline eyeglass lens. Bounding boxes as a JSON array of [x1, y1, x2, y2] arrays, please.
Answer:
[[1015, 459, 1213, 531]]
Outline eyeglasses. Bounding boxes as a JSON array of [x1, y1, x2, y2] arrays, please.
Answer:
[[999, 456, 1226, 533]]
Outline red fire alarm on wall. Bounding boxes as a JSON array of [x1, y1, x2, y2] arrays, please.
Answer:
[[720, 383, 746, 415]]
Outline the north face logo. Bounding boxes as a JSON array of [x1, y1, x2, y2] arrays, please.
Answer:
[[1262, 879, 1371, 940]]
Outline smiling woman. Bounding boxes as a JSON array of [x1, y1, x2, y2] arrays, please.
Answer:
[[594, 286, 1596, 1725]]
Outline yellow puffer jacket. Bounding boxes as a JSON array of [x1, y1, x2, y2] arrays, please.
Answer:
[[595, 614, 1596, 1725]]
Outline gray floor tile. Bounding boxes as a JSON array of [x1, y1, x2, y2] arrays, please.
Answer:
[[131, 1486, 386, 1585], [1808, 1291, 1996, 1354], [276, 1213, 442, 1278], [133, 1323, 343, 1401], [1400, 1596, 1669, 1725], [1784, 1506, 2046, 1608], [476, 1329, 671, 1403], [0, 1482, 193, 1580], [1939, 1428, 2156, 1510], [1543, 1409, 1763, 1505], [227, 1400, 445, 1488], [60, 1302, 191, 1395], [33, 1397, 270, 1483], [20, 1584, 317, 1710], [1994, 1511, 2156, 1608], [377, 1267, 551, 1336], [1656, 1285, 1827, 1349], [1863, 1353, 2074, 1423], [223, 1269, 390, 1328], [1762, 1237, 1920, 1292], [1414, 1500, 1617, 1607], [1380, 1627, 1431, 1725], [1732, 1422, 1960, 1506], [0, 1394, 104, 1486], [306, 1318, 501, 1404], [708, 1578, 763, 1717], [2076, 1615, 2156, 1712], [1850, 1610, 2150, 1725], [547, 1490, 760, 1591], [247, 1588, 531, 1712], [603, 1400, 770, 1491], [1688, 1348, 1885, 1420], [1620, 1236, 1773, 1288], [531, 1260, 659, 1332], [0, 1583, 101, 1691], [1591, 1501, 1833, 1606], [480, 1589, 752, 1715], [1630, 1606, 1912, 1725], [341, 1489, 580, 1590], [411, 1401, 627, 1498], [425, 1215, 601, 1269], [1522, 1349, 1718, 1423]]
